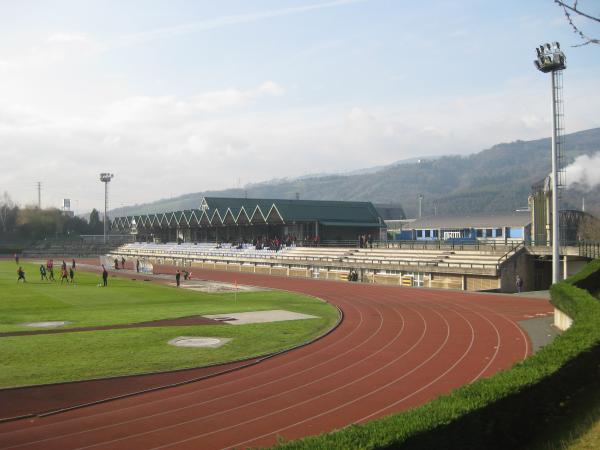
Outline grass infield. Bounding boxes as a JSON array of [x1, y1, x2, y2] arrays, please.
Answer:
[[0, 261, 339, 388]]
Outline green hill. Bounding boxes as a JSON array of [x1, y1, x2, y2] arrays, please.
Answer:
[[110, 127, 600, 218]]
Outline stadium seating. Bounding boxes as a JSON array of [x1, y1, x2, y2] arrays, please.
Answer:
[[113, 242, 513, 272]]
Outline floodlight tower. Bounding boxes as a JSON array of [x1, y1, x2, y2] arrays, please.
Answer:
[[100, 173, 114, 244], [534, 42, 566, 284]]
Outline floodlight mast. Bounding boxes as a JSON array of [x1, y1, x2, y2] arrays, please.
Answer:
[[100, 173, 114, 244], [534, 42, 566, 284]]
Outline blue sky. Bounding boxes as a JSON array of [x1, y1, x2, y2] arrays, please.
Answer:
[[0, 0, 599, 211]]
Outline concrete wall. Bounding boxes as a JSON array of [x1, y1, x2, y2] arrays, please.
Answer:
[[499, 250, 535, 293], [554, 307, 573, 331], [466, 275, 500, 291]]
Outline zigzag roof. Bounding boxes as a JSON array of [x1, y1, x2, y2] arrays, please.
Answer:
[[112, 197, 385, 230]]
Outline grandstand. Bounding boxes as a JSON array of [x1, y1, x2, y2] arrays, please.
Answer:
[[111, 240, 523, 292]]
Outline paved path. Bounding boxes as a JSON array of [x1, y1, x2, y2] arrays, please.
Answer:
[[0, 268, 553, 450]]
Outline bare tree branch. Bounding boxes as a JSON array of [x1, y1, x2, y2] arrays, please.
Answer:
[[554, 0, 600, 23], [554, 0, 600, 46]]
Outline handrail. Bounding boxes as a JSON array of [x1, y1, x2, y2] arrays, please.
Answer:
[[497, 241, 525, 266]]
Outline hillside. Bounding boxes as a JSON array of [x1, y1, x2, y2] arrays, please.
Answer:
[[110, 127, 600, 218]]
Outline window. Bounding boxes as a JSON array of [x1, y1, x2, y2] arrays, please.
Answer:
[[476, 229, 483, 237], [486, 229, 493, 237], [496, 228, 503, 237], [443, 231, 461, 239], [433, 229, 439, 238], [417, 230, 423, 238], [425, 230, 431, 238]]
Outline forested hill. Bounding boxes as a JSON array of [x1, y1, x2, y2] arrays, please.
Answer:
[[111, 127, 600, 218]]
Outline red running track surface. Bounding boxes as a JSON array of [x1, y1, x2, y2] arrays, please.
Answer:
[[0, 269, 553, 450]]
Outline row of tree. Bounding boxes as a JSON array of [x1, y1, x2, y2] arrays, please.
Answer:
[[0, 192, 107, 240]]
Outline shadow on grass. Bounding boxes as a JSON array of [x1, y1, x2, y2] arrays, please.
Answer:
[[380, 343, 600, 450]]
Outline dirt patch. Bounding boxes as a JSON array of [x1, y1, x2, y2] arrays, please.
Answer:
[[0, 315, 224, 338]]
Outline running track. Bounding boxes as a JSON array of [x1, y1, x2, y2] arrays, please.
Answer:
[[0, 269, 553, 450]]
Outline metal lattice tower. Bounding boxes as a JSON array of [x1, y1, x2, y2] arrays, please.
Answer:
[[553, 69, 566, 193]]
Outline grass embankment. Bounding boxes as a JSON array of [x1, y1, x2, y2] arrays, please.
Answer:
[[0, 261, 338, 387], [274, 259, 600, 450]]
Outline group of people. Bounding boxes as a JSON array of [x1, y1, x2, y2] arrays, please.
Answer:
[[174, 269, 191, 287], [358, 234, 374, 249], [17, 258, 77, 284], [113, 256, 126, 270], [40, 259, 76, 284], [253, 234, 298, 251]]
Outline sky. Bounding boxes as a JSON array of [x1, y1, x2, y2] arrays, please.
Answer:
[[0, 0, 599, 213]]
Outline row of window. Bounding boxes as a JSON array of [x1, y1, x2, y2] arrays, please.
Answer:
[[476, 228, 503, 238], [415, 228, 507, 238]]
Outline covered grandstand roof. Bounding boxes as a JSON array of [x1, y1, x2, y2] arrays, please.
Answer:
[[409, 211, 531, 229], [113, 197, 385, 229]]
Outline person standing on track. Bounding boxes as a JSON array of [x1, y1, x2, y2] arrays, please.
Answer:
[[69, 267, 75, 284], [72, 259, 76, 270], [516, 275, 524, 293], [121, 256, 126, 269], [102, 265, 108, 287], [175, 270, 181, 287]]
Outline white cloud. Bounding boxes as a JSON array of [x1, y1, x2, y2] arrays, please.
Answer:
[[1, 75, 599, 212], [113, 0, 370, 48], [46, 32, 89, 44]]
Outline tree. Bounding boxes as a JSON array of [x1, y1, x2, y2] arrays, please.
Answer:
[[16, 208, 64, 239], [89, 208, 104, 234], [554, 1, 600, 46], [0, 192, 18, 233]]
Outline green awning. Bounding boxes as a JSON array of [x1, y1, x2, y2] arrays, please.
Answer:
[[319, 221, 384, 228]]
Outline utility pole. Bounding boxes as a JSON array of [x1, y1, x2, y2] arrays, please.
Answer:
[[36, 182, 41, 209], [418, 194, 424, 218]]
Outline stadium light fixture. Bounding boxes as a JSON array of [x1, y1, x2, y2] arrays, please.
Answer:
[[100, 173, 114, 244], [534, 42, 566, 284]]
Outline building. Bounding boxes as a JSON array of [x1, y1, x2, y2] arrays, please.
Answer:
[[112, 197, 386, 243], [395, 211, 532, 243], [528, 177, 587, 245]]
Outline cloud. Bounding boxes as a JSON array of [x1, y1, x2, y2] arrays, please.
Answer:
[[101, 81, 284, 125], [113, 0, 370, 48], [46, 32, 90, 44], [1, 75, 599, 212]]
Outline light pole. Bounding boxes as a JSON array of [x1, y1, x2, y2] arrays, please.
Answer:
[[100, 173, 114, 244], [534, 42, 566, 284], [418, 194, 424, 218]]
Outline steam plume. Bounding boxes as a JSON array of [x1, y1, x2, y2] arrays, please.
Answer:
[[565, 152, 600, 191]]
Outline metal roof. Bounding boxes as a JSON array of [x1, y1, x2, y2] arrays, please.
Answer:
[[409, 211, 532, 229], [113, 197, 385, 229]]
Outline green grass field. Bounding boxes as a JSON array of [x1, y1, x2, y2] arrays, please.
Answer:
[[0, 261, 339, 387]]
